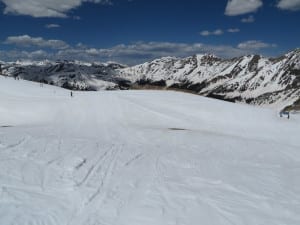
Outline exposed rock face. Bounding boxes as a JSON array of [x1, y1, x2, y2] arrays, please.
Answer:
[[118, 49, 300, 110]]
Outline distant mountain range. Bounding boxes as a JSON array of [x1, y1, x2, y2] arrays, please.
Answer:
[[0, 60, 127, 91], [1, 49, 299, 111]]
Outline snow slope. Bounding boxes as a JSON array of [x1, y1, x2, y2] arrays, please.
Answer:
[[0, 76, 300, 225]]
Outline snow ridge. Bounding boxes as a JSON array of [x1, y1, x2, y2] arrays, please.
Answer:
[[119, 49, 300, 110]]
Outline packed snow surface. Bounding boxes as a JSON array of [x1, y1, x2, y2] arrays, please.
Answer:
[[0, 76, 300, 225]]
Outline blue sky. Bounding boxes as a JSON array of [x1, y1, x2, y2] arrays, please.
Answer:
[[0, 0, 299, 64]]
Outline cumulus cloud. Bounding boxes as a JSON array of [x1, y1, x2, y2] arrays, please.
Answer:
[[277, 0, 300, 11], [227, 28, 240, 33], [4, 35, 69, 49], [0, 0, 112, 18], [200, 28, 239, 36], [0, 50, 51, 61], [0, 39, 279, 64], [45, 24, 61, 29], [241, 15, 255, 23], [56, 42, 215, 62], [63, 42, 266, 63], [225, 0, 263, 16], [200, 29, 224, 36], [237, 40, 277, 50]]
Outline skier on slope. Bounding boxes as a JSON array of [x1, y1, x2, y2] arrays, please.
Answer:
[[280, 111, 290, 119]]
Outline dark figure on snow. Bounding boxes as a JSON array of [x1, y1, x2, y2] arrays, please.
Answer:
[[71, 91, 73, 98], [280, 111, 290, 119]]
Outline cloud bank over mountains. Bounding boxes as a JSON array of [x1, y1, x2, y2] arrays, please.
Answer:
[[1, 35, 278, 64]]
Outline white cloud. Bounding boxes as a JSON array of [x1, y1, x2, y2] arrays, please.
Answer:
[[4, 35, 69, 49], [200, 29, 224, 36], [66, 41, 276, 64], [18, 42, 253, 64], [213, 29, 224, 35], [241, 15, 255, 23], [1, 39, 279, 65], [201, 28, 239, 36], [237, 40, 277, 50], [0, 50, 51, 61], [45, 24, 61, 29], [0, 0, 111, 18], [225, 0, 263, 16], [200, 31, 211, 36], [227, 28, 240, 33], [277, 0, 300, 11], [27, 50, 50, 58]]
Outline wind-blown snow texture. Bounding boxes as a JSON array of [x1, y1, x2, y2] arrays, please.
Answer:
[[0, 76, 300, 225]]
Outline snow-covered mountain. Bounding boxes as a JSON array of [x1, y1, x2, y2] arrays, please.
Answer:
[[119, 49, 300, 110], [1, 60, 128, 91], [1, 49, 300, 110]]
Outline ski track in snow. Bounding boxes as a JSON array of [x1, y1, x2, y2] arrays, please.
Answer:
[[0, 76, 300, 225]]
